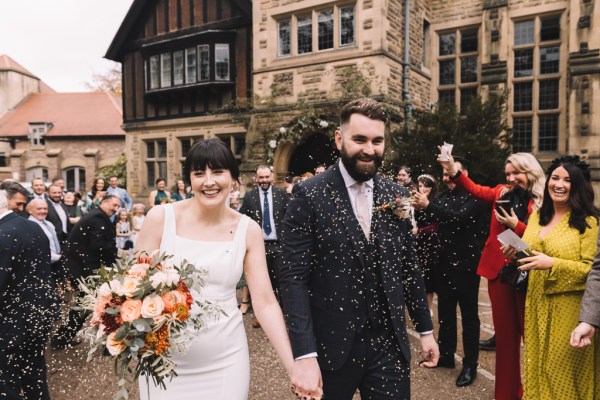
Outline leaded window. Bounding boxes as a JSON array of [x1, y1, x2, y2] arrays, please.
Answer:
[[318, 10, 334, 50]]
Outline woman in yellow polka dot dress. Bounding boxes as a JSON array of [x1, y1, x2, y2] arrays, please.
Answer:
[[506, 155, 599, 399]]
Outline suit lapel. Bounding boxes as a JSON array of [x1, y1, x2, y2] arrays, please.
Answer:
[[371, 176, 390, 240], [327, 165, 367, 266]]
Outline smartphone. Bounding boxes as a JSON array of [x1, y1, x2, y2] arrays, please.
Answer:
[[495, 199, 511, 214]]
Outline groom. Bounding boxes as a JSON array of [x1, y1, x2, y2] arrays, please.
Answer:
[[280, 98, 439, 399]]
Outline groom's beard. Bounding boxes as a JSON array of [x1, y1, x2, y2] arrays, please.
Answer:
[[340, 147, 382, 182]]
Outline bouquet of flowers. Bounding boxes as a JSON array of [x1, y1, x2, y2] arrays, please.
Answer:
[[76, 252, 220, 399]]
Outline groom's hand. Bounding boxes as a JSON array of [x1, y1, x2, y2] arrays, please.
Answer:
[[418, 333, 440, 368], [290, 357, 322, 399]]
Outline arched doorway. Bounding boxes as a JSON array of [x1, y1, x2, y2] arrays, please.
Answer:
[[288, 134, 338, 176]]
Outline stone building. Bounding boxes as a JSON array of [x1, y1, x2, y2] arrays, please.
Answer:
[[0, 92, 125, 191], [105, 0, 253, 200], [0, 55, 55, 178], [108, 0, 600, 199]]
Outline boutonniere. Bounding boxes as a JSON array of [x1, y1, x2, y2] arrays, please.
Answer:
[[373, 196, 411, 219]]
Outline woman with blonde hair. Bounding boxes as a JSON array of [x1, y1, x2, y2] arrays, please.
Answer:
[[439, 151, 545, 400]]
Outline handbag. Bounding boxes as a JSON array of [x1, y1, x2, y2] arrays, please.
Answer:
[[499, 263, 528, 292]]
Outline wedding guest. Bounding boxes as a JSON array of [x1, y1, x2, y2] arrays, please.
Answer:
[[63, 191, 82, 225], [301, 171, 314, 181], [46, 184, 72, 243], [314, 164, 327, 175], [230, 191, 242, 211], [411, 174, 441, 310], [27, 177, 47, 202], [439, 151, 545, 400], [52, 177, 66, 194], [0, 189, 57, 400], [51, 194, 120, 350], [412, 163, 486, 387], [0, 181, 28, 214], [171, 179, 191, 201], [571, 231, 600, 348], [27, 199, 63, 275], [281, 98, 438, 399], [282, 176, 294, 195], [85, 178, 107, 211], [397, 165, 417, 192], [149, 178, 171, 208], [240, 165, 288, 329], [130, 203, 146, 246], [115, 209, 132, 252], [501, 156, 599, 398], [107, 175, 133, 212]]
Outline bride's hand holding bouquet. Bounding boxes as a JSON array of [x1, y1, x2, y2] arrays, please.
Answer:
[[76, 251, 220, 399]]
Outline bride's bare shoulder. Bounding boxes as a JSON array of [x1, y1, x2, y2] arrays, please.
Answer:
[[144, 204, 166, 225]]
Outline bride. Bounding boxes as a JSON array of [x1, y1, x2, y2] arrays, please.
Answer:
[[136, 139, 311, 399]]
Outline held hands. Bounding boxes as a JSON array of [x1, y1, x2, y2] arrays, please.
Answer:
[[500, 244, 519, 262], [290, 358, 323, 400], [418, 333, 440, 368], [436, 146, 457, 177], [570, 322, 597, 348], [494, 207, 519, 230]]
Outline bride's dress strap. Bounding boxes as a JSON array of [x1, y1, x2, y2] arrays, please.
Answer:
[[159, 203, 176, 255]]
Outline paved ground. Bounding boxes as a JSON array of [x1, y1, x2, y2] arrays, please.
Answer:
[[47, 280, 500, 399]]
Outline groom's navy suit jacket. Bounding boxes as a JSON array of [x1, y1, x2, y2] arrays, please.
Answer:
[[280, 163, 432, 370]]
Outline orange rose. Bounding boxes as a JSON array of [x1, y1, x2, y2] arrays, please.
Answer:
[[120, 299, 142, 322], [161, 290, 187, 312]]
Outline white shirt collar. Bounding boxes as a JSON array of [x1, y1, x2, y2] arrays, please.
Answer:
[[0, 210, 13, 220], [338, 159, 374, 189]]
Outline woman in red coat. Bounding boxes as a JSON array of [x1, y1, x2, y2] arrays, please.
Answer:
[[439, 152, 545, 400]]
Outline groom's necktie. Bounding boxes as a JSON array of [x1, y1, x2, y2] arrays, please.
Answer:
[[262, 189, 272, 235], [355, 182, 370, 238]]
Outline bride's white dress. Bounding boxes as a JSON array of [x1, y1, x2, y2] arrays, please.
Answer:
[[139, 204, 250, 399]]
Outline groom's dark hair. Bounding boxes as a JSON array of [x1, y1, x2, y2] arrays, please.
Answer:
[[339, 98, 388, 127], [183, 138, 240, 185]]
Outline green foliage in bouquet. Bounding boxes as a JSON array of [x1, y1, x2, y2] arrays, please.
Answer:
[[76, 252, 224, 400]]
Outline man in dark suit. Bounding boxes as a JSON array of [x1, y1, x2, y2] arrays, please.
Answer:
[[45, 184, 72, 242], [412, 160, 486, 387], [281, 98, 438, 400], [0, 180, 28, 215], [240, 164, 288, 327], [51, 194, 120, 350], [571, 232, 600, 348], [0, 189, 57, 399]]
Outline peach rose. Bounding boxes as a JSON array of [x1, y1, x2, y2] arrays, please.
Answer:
[[161, 290, 187, 312], [91, 295, 112, 326], [141, 295, 165, 318], [120, 299, 142, 322], [106, 332, 126, 356], [128, 263, 150, 279], [118, 277, 141, 298]]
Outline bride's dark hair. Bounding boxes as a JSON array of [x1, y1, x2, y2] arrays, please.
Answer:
[[183, 138, 240, 184]]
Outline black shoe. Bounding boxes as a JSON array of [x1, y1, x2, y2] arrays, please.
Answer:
[[436, 357, 456, 369], [456, 364, 477, 387], [479, 335, 496, 350]]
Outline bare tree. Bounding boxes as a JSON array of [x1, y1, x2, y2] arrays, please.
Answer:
[[84, 62, 122, 95]]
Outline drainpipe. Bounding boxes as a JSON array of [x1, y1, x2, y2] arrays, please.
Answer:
[[403, 0, 413, 131]]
